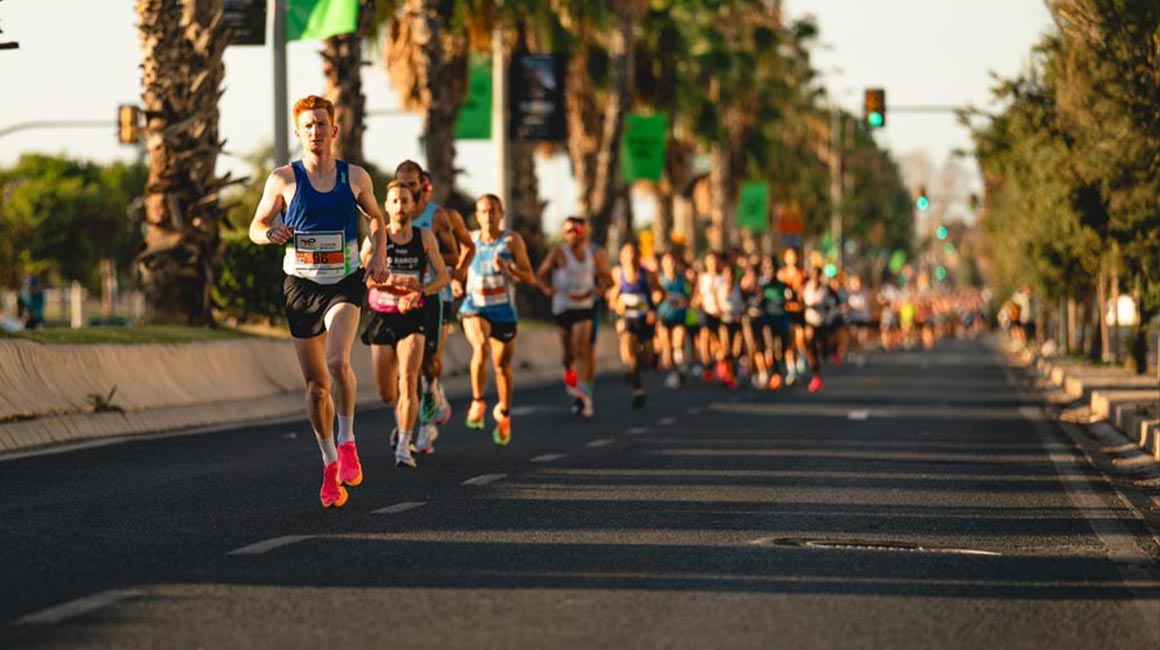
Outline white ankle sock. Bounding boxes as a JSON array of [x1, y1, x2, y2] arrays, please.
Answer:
[[336, 414, 354, 445], [317, 436, 338, 465]]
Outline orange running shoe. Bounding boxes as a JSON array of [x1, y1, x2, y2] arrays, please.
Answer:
[[466, 399, 487, 430], [320, 461, 348, 508], [768, 374, 784, 390], [808, 376, 823, 393], [492, 404, 511, 446], [336, 441, 363, 486]]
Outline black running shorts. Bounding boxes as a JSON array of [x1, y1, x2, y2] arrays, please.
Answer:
[[361, 307, 426, 347], [554, 307, 593, 330], [283, 269, 366, 339]]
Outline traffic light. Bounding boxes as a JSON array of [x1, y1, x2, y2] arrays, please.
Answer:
[[864, 88, 885, 128], [117, 104, 140, 145], [934, 266, 948, 281], [916, 185, 930, 212], [936, 225, 948, 240]]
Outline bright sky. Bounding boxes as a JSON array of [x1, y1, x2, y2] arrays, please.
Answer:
[[0, 1, 1053, 230]]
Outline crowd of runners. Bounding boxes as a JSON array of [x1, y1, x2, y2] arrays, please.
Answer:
[[251, 95, 990, 508]]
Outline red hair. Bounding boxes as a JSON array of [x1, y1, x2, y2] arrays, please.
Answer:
[[292, 95, 335, 124]]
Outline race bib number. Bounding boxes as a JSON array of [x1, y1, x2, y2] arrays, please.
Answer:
[[621, 293, 647, 317], [368, 270, 423, 313], [285, 231, 352, 283], [470, 275, 510, 307]]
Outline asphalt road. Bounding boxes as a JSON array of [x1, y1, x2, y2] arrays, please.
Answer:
[[1, 337, 1158, 649]]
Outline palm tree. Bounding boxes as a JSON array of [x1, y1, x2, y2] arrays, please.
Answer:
[[322, 0, 378, 166], [135, 0, 235, 324]]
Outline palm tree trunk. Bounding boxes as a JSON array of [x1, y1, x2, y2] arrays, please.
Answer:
[[564, 44, 599, 220], [135, 0, 229, 325], [587, 6, 636, 247], [323, 0, 376, 166], [708, 143, 731, 253]]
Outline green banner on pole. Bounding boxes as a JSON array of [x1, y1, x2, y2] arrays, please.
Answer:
[[286, 0, 358, 41], [621, 113, 668, 182], [736, 181, 769, 232], [456, 54, 493, 140]]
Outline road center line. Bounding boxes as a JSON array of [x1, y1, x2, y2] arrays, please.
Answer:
[[226, 535, 316, 556], [847, 410, 870, 421], [658, 417, 678, 426], [16, 589, 146, 625], [686, 407, 703, 415], [625, 427, 650, 435], [530, 453, 567, 463], [372, 501, 427, 515], [463, 473, 507, 486], [585, 438, 615, 448]]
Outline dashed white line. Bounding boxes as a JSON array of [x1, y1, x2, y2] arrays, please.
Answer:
[[463, 473, 507, 486], [226, 535, 316, 556], [847, 410, 870, 421], [686, 407, 703, 415], [530, 453, 567, 463], [625, 427, 650, 435], [372, 501, 428, 515], [658, 417, 678, 426], [585, 438, 615, 448], [16, 589, 146, 625]]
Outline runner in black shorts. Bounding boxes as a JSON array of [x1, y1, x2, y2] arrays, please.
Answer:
[[249, 95, 388, 509]]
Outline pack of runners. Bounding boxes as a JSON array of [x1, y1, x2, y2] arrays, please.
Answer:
[[252, 95, 990, 509]]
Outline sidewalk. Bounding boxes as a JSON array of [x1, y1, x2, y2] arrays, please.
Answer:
[[0, 324, 621, 454], [1021, 346, 1160, 460]]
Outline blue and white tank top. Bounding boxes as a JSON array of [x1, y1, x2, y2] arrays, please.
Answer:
[[460, 231, 517, 323], [617, 267, 652, 319], [412, 201, 454, 302], [282, 160, 361, 284]]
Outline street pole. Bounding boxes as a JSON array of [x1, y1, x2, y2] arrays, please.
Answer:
[[492, 12, 511, 215], [272, 0, 289, 166]]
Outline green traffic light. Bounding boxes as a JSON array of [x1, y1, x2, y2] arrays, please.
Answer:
[[824, 264, 838, 278], [868, 111, 884, 128], [917, 196, 930, 212], [936, 225, 947, 239], [934, 266, 947, 281]]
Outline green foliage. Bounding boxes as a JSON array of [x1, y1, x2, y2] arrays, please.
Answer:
[[213, 230, 285, 325], [0, 154, 145, 290]]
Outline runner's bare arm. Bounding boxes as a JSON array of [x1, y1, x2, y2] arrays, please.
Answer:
[[446, 207, 476, 283], [431, 208, 461, 269], [421, 229, 450, 296], [248, 167, 293, 245], [536, 247, 562, 295], [503, 233, 538, 285], [606, 267, 623, 314], [349, 165, 388, 283]]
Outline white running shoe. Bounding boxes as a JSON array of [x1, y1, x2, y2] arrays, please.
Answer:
[[434, 381, 452, 425], [395, 431, 417, 468], [414, 423, 436, 454], [581, 393, 595, 418], [664, 371, 681, 390]]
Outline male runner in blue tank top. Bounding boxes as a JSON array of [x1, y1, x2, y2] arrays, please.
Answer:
[[393, 161, 474, 454], [249, 95, 388, 509]]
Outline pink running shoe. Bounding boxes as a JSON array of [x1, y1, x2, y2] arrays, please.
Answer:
[[337, 441, 363, 487], [808, 376, 823, 393], [320, 461, 349, 508]]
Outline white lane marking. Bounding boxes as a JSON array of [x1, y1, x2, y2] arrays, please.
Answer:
[[847, 410, 870, 421], [530, 453, 567, 463], [686, 407, 703, 415], [372, 501, 427, 515], [280, 432, 298, 439], [463, 473, 507, 486], [585, 438, 615, 448], [226, 535, 316, 556], [509, 405, 551, 416], [658, 417, 678, 426], [16, 589, 146, 625], [625, 427, 650, 435]]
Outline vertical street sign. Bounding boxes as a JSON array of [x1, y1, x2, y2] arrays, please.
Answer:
[[224, 0, 267, 46], [456, 53, 493, 140], [737, 181, 770, 232], [621, 113, 668, 182], [510, 53, 566, 142]]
